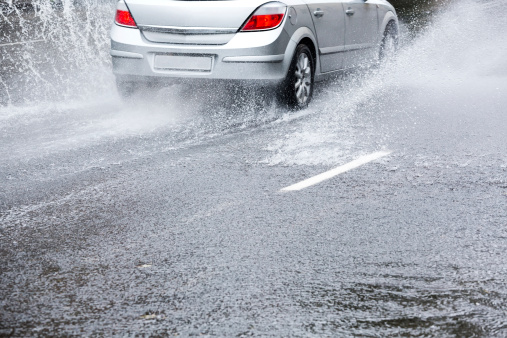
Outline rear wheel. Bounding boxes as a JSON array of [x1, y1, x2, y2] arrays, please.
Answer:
[[279, 44, 314, 110]]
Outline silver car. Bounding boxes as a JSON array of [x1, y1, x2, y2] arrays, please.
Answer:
[[111, 0, 398, 108]]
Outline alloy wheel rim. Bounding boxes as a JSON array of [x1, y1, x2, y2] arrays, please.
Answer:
[[294, 53, 312, 105]]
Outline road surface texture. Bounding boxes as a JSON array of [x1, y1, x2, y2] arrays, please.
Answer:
[[1, 0, 506, 336]]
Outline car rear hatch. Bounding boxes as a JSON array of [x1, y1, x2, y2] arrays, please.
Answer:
[[124, 0, 271, 45]]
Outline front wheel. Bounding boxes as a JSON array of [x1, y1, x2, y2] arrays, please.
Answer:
[[278, 44, 314, 110], [379, 22, 398, 62]]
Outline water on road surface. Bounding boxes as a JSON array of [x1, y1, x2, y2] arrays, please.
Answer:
[[1, 0, 507, 336]]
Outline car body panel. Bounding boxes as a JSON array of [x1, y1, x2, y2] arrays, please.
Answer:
[[124, 0, 269, 30], [124, 0, 272, 45], [303, 0, 346, 73], [342, 0, 380, 68]]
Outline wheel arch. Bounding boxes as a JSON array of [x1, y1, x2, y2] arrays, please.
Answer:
[[380, 11, 399, 39], [284, 27, 320, 76], [298, 37, 317, 72]]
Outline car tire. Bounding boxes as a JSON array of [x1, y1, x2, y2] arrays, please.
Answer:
[[278, 44, 314, 110], [379, 22, 398, 62]]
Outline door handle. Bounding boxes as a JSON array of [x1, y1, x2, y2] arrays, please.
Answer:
[[346, 8, 355, 15], [313, 9, 324, 18]]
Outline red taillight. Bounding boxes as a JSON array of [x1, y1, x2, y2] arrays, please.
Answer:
[[242, 14, 285, 31], [115, 9, 137, 28], [241, 2, 287, 32]]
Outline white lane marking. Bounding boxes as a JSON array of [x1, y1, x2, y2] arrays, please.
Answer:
[[280, 151, 392, 192], [0, 39, 45, 47]]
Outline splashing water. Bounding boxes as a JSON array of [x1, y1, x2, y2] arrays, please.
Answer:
[[0, 0, 115, 106], [0, 0, 287, 148], [265, 0, 507, 166], [1, 0, 505, 156]]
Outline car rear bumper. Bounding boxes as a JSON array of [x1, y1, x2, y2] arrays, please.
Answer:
[[110, 23, 295, 83]]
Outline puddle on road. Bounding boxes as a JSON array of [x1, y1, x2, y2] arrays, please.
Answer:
[[1, 1, 507, 336]]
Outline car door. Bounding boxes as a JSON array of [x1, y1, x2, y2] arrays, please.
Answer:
[[342, 0, 379, 69], [303, 0, 346, 73]]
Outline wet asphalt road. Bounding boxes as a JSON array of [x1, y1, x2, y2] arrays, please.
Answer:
[[1, 0, 507, 336]]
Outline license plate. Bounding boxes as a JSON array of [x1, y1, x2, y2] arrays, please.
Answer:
[[154, 54, 212, 72]]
